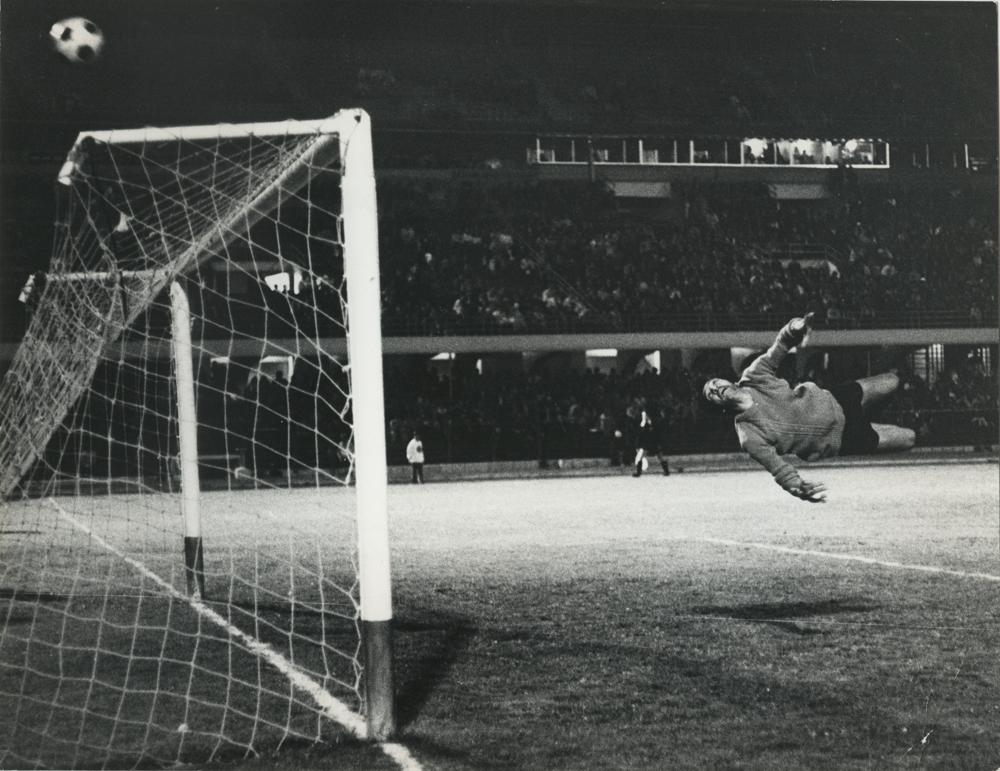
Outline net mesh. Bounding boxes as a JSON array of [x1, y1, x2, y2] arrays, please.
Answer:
[[0, 117, 372, 768]]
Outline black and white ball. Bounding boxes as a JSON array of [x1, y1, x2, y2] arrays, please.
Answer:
[[50, 17, 105, 64]]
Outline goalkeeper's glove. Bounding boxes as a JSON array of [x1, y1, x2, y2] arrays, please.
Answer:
[[787, 479, 827, 503], [778, 312, 815, 349]]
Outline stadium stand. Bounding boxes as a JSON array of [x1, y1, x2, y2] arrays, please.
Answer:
[[375, 179, 997, 334], [0, 0, 995, 475]]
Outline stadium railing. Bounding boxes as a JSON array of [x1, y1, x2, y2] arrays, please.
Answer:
[[378, 310, 999, 338], [137, 306, 993, 342]]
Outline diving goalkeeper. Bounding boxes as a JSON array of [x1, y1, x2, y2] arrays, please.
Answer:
[[702, 312, 915, 503]]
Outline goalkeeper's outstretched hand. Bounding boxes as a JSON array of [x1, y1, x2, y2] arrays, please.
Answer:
[[789, 480, 827, 503]]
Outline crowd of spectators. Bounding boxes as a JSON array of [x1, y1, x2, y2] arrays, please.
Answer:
[[180, 173, 998, 470], [31, 175, 997, 481], [375, 178, 997, 335], [889, 356, 999, 451], [20, 176, 991, 346], [383, 360, 729, 466], [52, 342, 994, 484]]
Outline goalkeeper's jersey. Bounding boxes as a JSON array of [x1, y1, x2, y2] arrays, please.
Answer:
[[733, 328, 846, 491]]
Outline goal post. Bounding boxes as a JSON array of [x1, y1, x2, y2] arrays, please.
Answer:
[[0, 109, 396, 767], [169, 279, 206, 600], [339, 112, 397, 741]]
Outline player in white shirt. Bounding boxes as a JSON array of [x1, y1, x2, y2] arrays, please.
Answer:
[[406, 432, 425, 484]]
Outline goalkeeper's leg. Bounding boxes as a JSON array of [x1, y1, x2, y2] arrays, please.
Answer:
[[857, 372, 901, 410], [856, 372, 915, 452], [872, 423, 916, 453]]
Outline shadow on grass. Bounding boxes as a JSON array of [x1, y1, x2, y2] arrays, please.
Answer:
[[691, 598, 878, 636], [393, 613, 478, 730], [0, 589, 70, 624], [222, 599, 340, 618], [0, 589, 70, 602]]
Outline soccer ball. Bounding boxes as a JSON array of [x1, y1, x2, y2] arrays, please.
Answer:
[[50, 17, 105, 64]]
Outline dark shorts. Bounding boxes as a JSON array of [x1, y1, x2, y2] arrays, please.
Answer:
[[828, 381, 880, 456]]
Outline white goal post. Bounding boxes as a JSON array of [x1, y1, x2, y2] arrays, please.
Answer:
[[0, 110, 396, 768]]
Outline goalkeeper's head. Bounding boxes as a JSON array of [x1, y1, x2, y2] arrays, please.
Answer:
[[702, 377, 751, 415]]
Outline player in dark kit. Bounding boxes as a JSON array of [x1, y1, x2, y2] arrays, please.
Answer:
[[702, 312, 915, 502], [632, 409, 670, 477]]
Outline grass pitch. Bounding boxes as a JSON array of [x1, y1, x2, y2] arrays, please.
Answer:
[[2, 461, 997, 770], [384, 463, 998, 771]]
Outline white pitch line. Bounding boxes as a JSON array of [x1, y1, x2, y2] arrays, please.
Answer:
[[49, 499, 423, 771], [381, 741, 426, 771], [685, 535, 1000, 581]]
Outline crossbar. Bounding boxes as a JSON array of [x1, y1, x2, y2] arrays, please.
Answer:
[[74, 116, 350, 145]]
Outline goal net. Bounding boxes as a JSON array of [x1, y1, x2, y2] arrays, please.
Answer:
[[0, 110, 394, 769]]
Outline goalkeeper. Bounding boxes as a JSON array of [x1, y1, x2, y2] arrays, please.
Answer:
[[702, 312, 915, 503]]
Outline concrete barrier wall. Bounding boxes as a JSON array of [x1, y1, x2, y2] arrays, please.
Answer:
[[387, 446, 995, 484]]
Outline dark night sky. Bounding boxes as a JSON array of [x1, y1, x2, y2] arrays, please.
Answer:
[[1, 1, 996, 139]]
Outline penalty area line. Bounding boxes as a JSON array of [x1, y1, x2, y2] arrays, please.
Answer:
[[685, 536, 1000, 582], [49, 499, 423, 771]]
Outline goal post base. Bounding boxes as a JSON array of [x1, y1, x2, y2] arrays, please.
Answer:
[[362, 618, 396, 740], [184, 536, 205, 599]]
